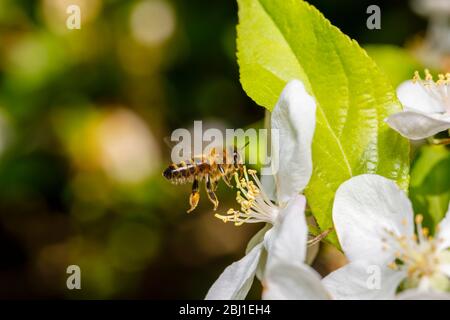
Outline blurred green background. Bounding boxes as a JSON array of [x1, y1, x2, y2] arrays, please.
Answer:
[[0, 0, 447, 299]]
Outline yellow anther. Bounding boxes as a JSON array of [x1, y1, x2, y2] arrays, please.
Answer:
[[215, 214, 228, 223], [414, 70, 450, 86], [437, 74, 447, 85], [415, 214, 423, 225], [413, 71, 421, 83], [388, 262, 398, 270]]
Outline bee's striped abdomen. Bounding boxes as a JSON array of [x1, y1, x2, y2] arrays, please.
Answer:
[[163, 159, 210, 184]]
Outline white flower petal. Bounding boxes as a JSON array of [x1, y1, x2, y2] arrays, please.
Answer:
[[385, 111, 450, 140], [246, 224, 271, 255], [397, 80, 446, 114], [260, 110, 277, 202], [322, 260, 405, 300], [205, 243, 263, 300], [333, 174, 414, 264], [439, 264, 450, 278], [264, 195, 308, 269], [436, 203, 450, 251], [263, 262, 330, 300], [260, 174, 277, 202], [396, 289, 450, 300], [245, 224, 270, 281], [271, 80, 316, 204]]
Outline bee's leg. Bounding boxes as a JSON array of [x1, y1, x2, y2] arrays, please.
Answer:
[[222, 175, 233, 188], [218, 165, 232, 188], [205, 175, 219, 211], [237, 165, 245, 181], [187, 178, 200, 213]]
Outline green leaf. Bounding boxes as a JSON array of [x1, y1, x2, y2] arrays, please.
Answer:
[[410, 145, 450, 234], [237, 0, 410, 246]]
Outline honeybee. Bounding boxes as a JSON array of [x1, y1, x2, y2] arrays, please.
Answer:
[[163, 147, 244, 213]]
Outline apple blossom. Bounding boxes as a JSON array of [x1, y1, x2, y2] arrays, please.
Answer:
[[205, 79, 317, 300], [386, 70, 450, 140]]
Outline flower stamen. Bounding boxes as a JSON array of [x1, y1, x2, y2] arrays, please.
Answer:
[[413, 70, 450, 114], [214, 167, 279, 226], [383, 213, 448, 289]]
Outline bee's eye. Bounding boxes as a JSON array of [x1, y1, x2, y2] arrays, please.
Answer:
[[163, 167, 172, 179]]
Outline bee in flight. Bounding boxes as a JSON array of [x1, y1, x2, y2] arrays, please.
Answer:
[[163, 146, 244, 213]]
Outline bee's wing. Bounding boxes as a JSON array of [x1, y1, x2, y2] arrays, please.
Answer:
[[163, 136, 176, 150]]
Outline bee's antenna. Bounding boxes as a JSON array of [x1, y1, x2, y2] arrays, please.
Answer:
[[239, 140, 250, 151]]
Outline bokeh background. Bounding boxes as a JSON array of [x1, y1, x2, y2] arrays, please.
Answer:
[[0, 0, 448, 299]]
